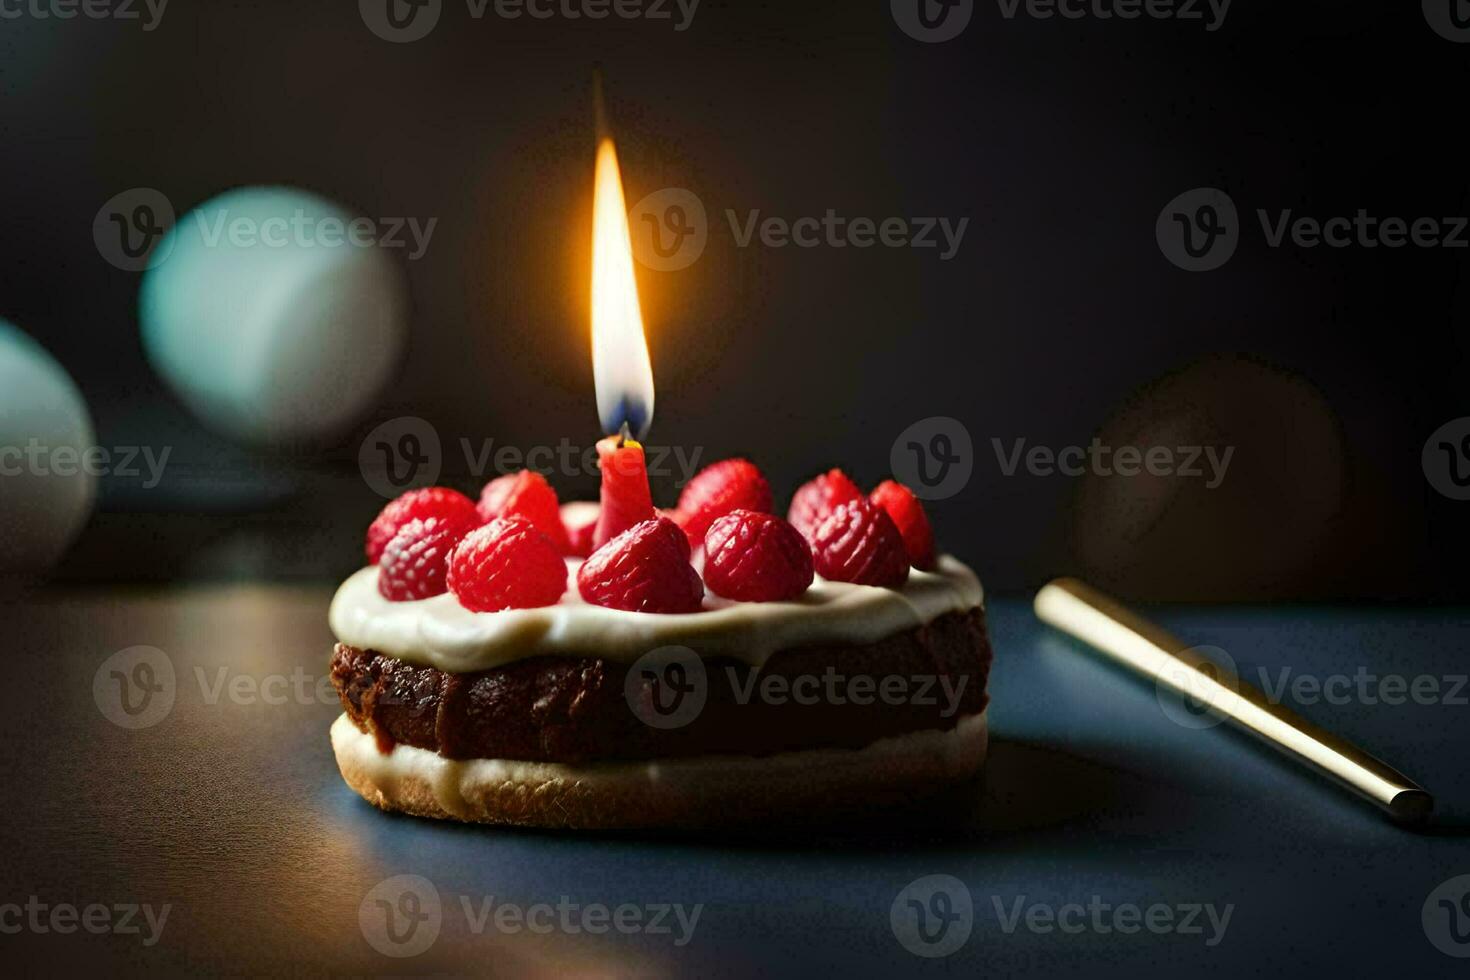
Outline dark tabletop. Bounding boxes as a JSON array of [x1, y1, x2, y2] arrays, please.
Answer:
[[1, 586, 1467, 976]]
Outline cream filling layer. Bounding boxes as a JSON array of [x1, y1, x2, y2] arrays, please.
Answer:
[[331, 710, 989, 822], [329, 555, 983, 673]]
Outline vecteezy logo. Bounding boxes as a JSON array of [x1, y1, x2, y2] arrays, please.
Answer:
[[359, 416, 442, 498], [890, 416, 974, 500], [628, 188, 708, 271], [624, 646, 707, 730], [1424, 0, 1470, 41], [1155, 645, 1238, 730], [1156, 187, 1239, 272], [1422, 417, 1470, 501], [891, 0, 973, 43], [93, 188, 175, 272], [93, 646, 176, 730], [359, 0, 442, 43], [360, 874, 442, 958], [1423, 875, 1470, 957], [890, 874, 973, 958]]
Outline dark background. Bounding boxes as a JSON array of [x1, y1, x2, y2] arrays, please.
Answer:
[[1, 0, 1466, 599], [3, 8, 1469, 979]]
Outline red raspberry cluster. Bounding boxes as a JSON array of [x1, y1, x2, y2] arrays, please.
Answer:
[[364, 457, 939, 613]]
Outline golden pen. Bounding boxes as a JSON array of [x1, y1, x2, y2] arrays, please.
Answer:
[[1034, 578, 1434, 824]]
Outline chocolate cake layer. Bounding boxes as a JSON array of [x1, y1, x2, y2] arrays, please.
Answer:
[[331, 608, 992, 764]]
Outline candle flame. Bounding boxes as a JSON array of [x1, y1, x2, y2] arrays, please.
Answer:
[[591, 135, 654, 439]]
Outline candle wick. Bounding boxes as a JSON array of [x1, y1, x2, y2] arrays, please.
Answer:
[[617, 421, 631, 448]]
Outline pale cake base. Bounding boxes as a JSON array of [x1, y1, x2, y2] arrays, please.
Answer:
[[331, 710, 988, 830]]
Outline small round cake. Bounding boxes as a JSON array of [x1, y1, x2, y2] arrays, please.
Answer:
[[328, 462, 993, 829]]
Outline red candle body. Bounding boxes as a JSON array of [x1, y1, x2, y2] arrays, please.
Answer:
[[593, 435, 654, 550]]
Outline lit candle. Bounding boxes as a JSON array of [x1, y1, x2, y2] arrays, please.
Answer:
[[589, 83, 656, 550], [593, 429, 653, 549]]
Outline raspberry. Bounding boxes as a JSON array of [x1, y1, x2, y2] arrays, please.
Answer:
[[477, 470, 570, 553], [809, 498, 910, 588], [560, 501, 600, 558], [577, 517, 705, 614], [476, 473, 518, 520], [676, 458, 773, 544], [869, 479, 936, 570], [378, 515, 478, 601], [447, 517, 568, 612], [703, 510, 813, 602], [366, 487, 480, 564], [787, 468, 863, 541]]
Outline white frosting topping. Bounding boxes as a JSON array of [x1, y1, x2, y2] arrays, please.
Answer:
[[329, 555, 984, 674]]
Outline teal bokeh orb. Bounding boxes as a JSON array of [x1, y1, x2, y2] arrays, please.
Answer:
[[140, 186, 409, 443], [0, 321, 97, 572]]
